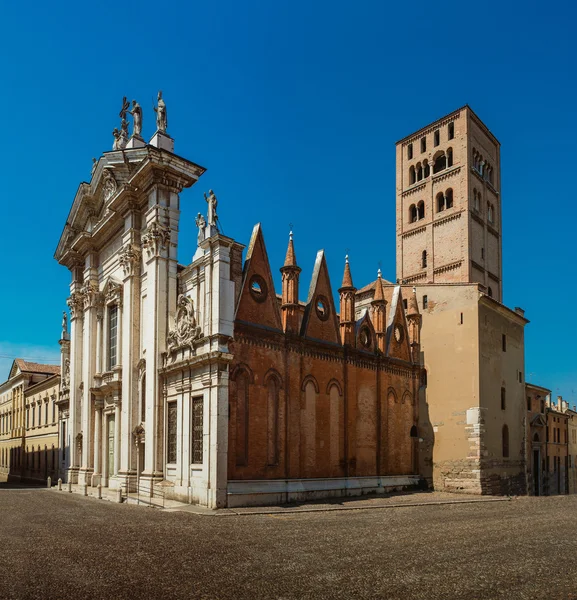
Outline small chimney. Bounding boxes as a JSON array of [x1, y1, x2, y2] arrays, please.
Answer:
[[557, 395, 563, 411], [514, 307, 525, 317]]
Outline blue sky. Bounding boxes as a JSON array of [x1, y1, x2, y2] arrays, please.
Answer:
[[0, 1, 575, 400]]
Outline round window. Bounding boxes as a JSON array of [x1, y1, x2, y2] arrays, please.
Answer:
[[394, 324, 404, 344], [249, 275, 267, 303], [315, 295, 330, 321], [359, 327, 371, 348]]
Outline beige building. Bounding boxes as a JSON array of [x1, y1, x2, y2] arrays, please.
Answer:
[[566, 403, 577, 494], [545, 396, 569, 495], [0, 359, 60, 482], [396, 105, 502, 302]]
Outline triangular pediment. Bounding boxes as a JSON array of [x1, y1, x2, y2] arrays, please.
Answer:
[[235, 224, 283, 331], [531, 413, 547, 427], [300, 251, 340, 345], [8, 360, 21, 380], [385, 286, 412, 361]]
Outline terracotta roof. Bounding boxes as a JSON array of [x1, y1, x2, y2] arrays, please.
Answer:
[[283, 232, 297, 267], [341, 256, 354, 288], [15, 359, 60, 375], [357, 276, 394, 295]]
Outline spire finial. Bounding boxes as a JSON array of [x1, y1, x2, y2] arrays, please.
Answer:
[[284, 225, 297, 267], [377, 268, 382, 278], [345, 254, 349, 264]]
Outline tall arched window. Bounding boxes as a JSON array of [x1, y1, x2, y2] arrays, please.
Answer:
[[502, 424, 509, 458], [446, 188, 453, 209], [236, 372, 249, 466], [422, 250, 427, 269], [488, 203, 494, 223], [266, 376, 280, 466], [417, 201, 425, 220], [436, 192, 445, 212], [409, 204, 417, 223], [447, 147, 453, 168], [416, 163, 423, 181], [423, 160, 430, 178], [409, 166, 416, 185], [407, 143, 413, 160], [140, 373, 146, 423], [433, 153, 446, 174]]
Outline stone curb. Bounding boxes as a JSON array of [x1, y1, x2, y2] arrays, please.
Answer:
[[165, 496, 512, 517]]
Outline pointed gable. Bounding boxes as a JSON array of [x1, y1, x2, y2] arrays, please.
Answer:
[[385, 286, 412, 362], [355, 309, 376, 353], [300, 251, 340, 345], [235, 224, 283, 331]]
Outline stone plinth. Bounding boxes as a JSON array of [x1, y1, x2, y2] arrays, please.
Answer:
[[126, 136, 146, 149], [149, 131, 174, 153]]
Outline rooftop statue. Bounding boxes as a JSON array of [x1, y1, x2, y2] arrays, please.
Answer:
[[128, 100, 142, 137], [204, 189, 218, 229], [154, 90, 168, 133]]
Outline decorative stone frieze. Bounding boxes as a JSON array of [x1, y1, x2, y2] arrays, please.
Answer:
[[166, 295, 202, 354], [102, 168, 118, 201], [66, 292, 85, 320], [62, 358, 71, 391], [142, 221, 170, 258], [119, 243, 141, 277]]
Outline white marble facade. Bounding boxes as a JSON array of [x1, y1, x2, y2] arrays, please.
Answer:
[[55, 128, 238, 507]]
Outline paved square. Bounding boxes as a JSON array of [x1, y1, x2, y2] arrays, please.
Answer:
[[1, 486, 576, 599]]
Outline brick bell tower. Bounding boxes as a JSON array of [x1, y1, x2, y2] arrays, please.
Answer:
[[395, 105, 503, 302]]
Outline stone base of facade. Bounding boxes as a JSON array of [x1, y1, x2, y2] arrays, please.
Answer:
[[226, 475, 421, 508], [434, 459, 526, 496]]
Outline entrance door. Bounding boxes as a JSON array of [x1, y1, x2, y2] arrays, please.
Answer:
[[108, 416, 115, 478], [533, 449, 540, 496]]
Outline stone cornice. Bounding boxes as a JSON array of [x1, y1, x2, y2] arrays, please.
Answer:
[[401, 181, 426, 197], [471, 260, 485, 274], [432, 165, 460, 184], [487, 270, 500, 283], [487, 224, 499, 238], [396, 107, 464, 146], [401, 271, 427, 284], [471, 211, 484, 226]]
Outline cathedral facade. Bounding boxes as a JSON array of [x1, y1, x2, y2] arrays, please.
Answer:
[[54, 99, 422, 508]]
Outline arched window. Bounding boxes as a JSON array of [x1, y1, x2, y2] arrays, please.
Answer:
[[433, 153, 446, 174], [448, 122, 454, 140], [446, 188, 453, 209], [407, 143, 413, 160], [434, 130, 440, 147], [409, 204, 417, 223], [436, 192, 445, 212], [417, 201, 425, 220], [410, 425, 418, 437], [420, 137, 426, 153], [422, 250, 427, 269], [409, 166, 416, 185], [487, 203, 494, 223], [473, 189, 479, 211], [266, 376, 280, 466], [502, 425, 509, 458], [423, 160, 430, 178], [416, 163, 423, 182], [236, 372, 249, 466], [447, 147, 453, 168], [140, 373, 146, 423]]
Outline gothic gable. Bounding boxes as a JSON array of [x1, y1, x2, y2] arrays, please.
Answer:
[[235, 224, 283, 331], [300, 251, 340, 345], [385, 286, 412, 362], [355, 309, 376, 353]]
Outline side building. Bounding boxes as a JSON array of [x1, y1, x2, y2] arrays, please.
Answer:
[[0, 360, 61, 482], [525, 382, 549, 496]]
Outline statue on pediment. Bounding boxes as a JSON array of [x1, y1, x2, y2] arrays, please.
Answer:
[[195, 212, 206, 245], [128, 100, 143, 138], [204, 189, 218, 228]]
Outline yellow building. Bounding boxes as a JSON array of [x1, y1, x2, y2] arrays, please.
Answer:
[[563, 401, 577, 494], [0, 359, 60, 482], [23, 373, 61, 483]]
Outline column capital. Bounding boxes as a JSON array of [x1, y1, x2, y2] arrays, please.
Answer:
[[66, 292, 85, 320]]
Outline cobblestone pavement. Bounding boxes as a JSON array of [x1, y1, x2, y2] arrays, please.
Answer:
[[1, 485, 577, 600]]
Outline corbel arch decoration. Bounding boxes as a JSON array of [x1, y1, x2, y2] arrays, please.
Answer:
[[230, 363, 255, 384], [402, 390, 412, 405], [301, 374, 320, 394], [387, 387, 399, 404], [263, 368, 283, 389], [326, 379, 343, 396]]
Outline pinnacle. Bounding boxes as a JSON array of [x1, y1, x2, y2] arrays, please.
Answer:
[[341, 255, 354, 288], [406, 286, 420, 316], [284, 230, 297, 267], [372, 269, 385, 303]]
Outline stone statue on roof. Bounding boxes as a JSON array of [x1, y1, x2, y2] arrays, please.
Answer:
[[195, 212, 206, 245], [154, 90, 167, 133], [204, 190, 218, 228], [128, 100, 143, 138], [62, 311, 68, 339]]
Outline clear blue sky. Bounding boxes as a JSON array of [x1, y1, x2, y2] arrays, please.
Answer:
[[0, 1, 575, 401]]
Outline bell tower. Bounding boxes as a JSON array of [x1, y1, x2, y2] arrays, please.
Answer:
[[395, 105, 503, 301]]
